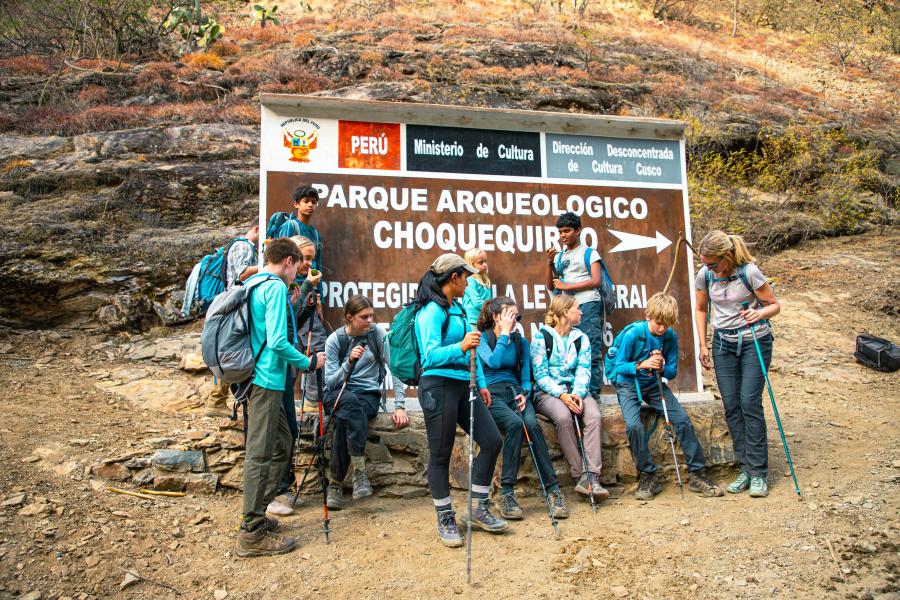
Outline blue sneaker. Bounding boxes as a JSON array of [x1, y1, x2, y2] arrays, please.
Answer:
[[727, 471, 751, 494]]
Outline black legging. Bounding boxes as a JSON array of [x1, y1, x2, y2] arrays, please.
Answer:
[[419, 375, 502, 501]]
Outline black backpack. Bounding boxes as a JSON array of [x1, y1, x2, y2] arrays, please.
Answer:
[[483, 329, 525, 373], [854, 334, 900, 373]]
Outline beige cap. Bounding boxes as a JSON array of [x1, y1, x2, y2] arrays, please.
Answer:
[[430, 253, 479, 276]]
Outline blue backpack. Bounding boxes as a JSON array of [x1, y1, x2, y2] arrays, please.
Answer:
[[265, 212, 296, 240], [195, 238, 255, 311], [604, 321, 674, 384], [555, 247, 617, 316]]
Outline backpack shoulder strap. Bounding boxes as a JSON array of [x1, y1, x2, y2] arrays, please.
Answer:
[[485, 329, 498, 350], [336, 329, 351, 364], [737, 264, 759, 303], [510, 331, 522, 369], [583, 246, 594, 272], [540, 329, 554, 361], [368, 328, 386, 383]]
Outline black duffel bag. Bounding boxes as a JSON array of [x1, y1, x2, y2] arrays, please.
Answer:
[[854, 334, 900, 373]]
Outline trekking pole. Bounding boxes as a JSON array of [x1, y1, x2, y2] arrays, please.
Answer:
[[517, 401, 560, 539], [653, 370, 685, 498], [572, 413, 597, 513], [740, 301, 801, 497], [466, 347, 477, 585]]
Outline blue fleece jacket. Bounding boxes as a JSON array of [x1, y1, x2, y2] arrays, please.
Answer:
[[477, 332, 531, 394], [531, 325, 592, 398], [607, 320, 678, 386], [415, 300, 486, 389]]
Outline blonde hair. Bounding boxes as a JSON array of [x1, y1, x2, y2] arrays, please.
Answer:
[[290, 235, 315, 251], [464, 248, 490, 286], [646, 292, 678, 327], [698, 230, 755, 271], [544, 294, 577, 327]]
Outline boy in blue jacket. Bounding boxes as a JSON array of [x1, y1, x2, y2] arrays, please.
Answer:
[[607, 292, 723, 500]]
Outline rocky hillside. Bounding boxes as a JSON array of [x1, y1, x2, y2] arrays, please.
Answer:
[[0, 0, 896, 330]]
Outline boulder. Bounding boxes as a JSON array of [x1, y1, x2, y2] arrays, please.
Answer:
[[150, 449, 206, 473], [90, 462, 131, 482]]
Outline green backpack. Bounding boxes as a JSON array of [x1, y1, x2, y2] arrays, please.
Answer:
[[387, 302, 459, 386]]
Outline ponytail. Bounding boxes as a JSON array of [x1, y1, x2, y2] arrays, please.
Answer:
[[544, 294, 576, 327], [699, 230, 755, 269], [729, 234, 755, 266]]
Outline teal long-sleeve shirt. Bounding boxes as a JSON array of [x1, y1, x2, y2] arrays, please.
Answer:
[[414, 301, 486, 389], [606, 320, 678, 386], [462, 278, 492, 327], [247, 274, 312, 391]]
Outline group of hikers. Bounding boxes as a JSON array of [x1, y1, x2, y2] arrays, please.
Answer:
[[187, 184, 780, 558]]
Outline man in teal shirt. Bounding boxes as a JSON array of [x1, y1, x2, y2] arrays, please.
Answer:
[[237, 238, 325, 557]]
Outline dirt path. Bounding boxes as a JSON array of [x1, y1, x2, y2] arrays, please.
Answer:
[[1, 230, 898, 600]]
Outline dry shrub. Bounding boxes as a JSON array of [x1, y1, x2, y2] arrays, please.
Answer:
[[358, 49, 383, 65], [2, 159, 31, 173], [378, 31, 415, 49], [293, 32, 317, 48], [135, 61, 178, 95], [602, 63, 644, 83], [0, 55, 51, 76], [14, 105, 144, 136], [183, 52, 226, 71], [211, 41, 241, 58], [76, 85, 109, 106], [365, 66, 402, 82]]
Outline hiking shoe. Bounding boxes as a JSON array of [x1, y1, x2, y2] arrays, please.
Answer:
[[497, 493, 524, 520], [635, 471, 662, 501], [236, 528, 297, 558], [688, 469, 724, 497], [436, 509, 463, 548], [727, 471, 751, 494], [275, 492, 303, 509], [204, 406, 231, 418], [326, 482, 344, 510], [266, 498, 293, 516], [574, 474, 592, 497], [749, 476, 769, 498], [462, 499, 509, 533], [352, 470, 373, 500], [589, 473, 610, 501], [548, 490, 569, 519]]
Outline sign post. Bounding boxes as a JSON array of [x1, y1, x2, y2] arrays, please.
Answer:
[[259, 95, 705, 400]]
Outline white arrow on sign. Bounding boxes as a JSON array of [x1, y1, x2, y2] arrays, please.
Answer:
[[608, 229, 673, 254]]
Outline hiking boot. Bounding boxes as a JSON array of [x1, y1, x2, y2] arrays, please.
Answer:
[[326, 482, 344, 510], [352, 470, 373, 500], [589, 473, 611, 501], [748, 476, 769, 498], [634, 471, 662, 501], [236, 528, 297, 558], [461, 499, 509, 533], [497, 493, 524, 520], [727, 471, 751, 494], [264, 516, 279, 532], [266, 498, 293, 516], [688, 469, 724, 497], [204, 406, 231, 418], [275, 492, 303, 509], [574, 474, 592, 497], [548, 490, 570, 519], [436, 509, 463, 548]]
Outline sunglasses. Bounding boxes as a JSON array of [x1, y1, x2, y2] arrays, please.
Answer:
[[703, 260, 720, 269]]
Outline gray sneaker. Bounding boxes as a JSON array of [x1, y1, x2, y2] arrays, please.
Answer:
[[462, 498, 509, 533], [497, 493, 523, 520], [352, 470, 373, 500], [326, 482, 344, 510], [548, 490, 569, 519], [436, 509, 463, 548], [589, 473, 610, 501]]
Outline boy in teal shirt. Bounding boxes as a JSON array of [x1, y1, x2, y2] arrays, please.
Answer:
[[606, 293, 722, 501], [237, 238, 325, 557]]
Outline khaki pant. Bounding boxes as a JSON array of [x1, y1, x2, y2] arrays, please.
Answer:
[[533, 391, 602, 479], [241, 384, 292, 531], [207, 377, 230, 409]]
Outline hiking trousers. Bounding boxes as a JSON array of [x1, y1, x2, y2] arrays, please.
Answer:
[[487, 383, 559, 495], [419, 375, 501, 503], [533, 391, 602, 479], [614, 379, 706, 474], [242, 384, 292, 531], [713, 331, 773, 478], [276, 369, 300, 496], [578, 300, 604, 399], [325, 388, 381, 481]]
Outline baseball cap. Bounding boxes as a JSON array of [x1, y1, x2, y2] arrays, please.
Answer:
[[430, 253, 479, 276]]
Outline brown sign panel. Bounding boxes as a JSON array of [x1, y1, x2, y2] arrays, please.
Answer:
[[265, 171, 698, 393]]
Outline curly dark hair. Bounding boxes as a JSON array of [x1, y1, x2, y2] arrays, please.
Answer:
[[555, 211, 581, 230]]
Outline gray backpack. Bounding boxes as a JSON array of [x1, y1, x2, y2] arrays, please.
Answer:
[[200, 275, 276, 383]]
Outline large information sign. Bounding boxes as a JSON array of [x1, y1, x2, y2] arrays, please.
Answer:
[[259, 96, 702, 396]]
